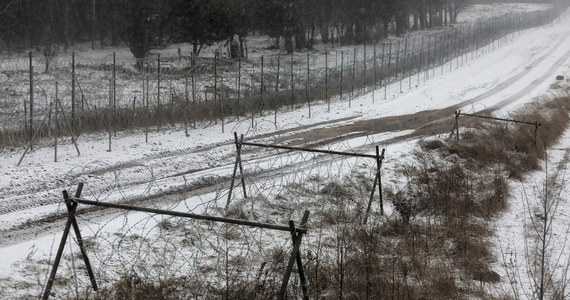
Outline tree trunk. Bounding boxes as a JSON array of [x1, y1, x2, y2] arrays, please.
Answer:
[[193, 43, 199, 56], [158, 17, 165, 47], [229, 36, 239, 59], [91, 0, 96, 49], [295, 26, 306, 51], [309, 22, 316, 50], [135, 58, 143, 71], [420, 2, 428, 29], [321, 24, 329, 44], [239, 35, 245, 57], [395, 12, 408, 37], [413, 12, 419, 30], [64, 0, 70, 52], [284, 34, 294, 54], [355, 20, 367, 43]]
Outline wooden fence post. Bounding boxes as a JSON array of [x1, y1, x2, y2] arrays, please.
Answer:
[[144, 76, 149, 142], [363, 43, 367, 93], [455, 110, 460, 140], [401, 38, 407, 93], [350, 48, 356, 98], [381, 43, 386, 99], [192, 70, 196, 129], [276, 54, 280, 124], [290, 52, 294, 110], [365, 147, 385, 223], [279, 210, 310, 300], [325, 51, 329, 111], [42, 186, 98, 300], [373, 44, 376, 103], [407, 38, 413, 86], [112, 52, 116, 137], [237, 55, 241, 120], [260, 55, 264, 117], [533, 121, 541, 145], [29, 52, 34, 150], [185, 75, 189, 136], [307, 53, 311, 118], [340, 51, 344, 103], [378, 148, 385, 216], [157, 54, 161, 132], [54, 82, 59, 162], [71, 52, 76, 131], [108, 78, 112, 152], [227, 133, 247, 208]]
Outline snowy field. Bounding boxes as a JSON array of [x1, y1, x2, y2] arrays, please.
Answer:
[[0, 2, 570, 299], [457, 2, 551, 23]]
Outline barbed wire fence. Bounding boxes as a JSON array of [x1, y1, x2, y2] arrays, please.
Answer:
[[0, 6, 567, 153], [10, 152, 309, 299], [1, 129, 389, 299]]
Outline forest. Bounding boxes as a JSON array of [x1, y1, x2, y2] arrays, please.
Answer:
[[0, 0, 469, 58]]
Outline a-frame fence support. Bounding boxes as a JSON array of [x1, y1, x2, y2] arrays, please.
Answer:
[[364, 146, 386, 224], [42, 183, 98, 300], [42, 184, 310, 300], [226, 132, 247, 208], [227, 132, 386, 223], [280, 210, 310, 300], [449, 110, 541, 144]]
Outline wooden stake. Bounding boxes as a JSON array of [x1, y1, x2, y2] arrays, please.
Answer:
[[325, 51, 329, 111], [290, 52, 294, 109], [54, 82, 59, 162], [29, 52, 33, 150], [71, 52, 75, 131], [185, 75, 189, 136], [365, 147, 385, 223], [112, 52, 116, 137], [237, 55, 241, 120], [279, 210, 310, 300], [157, 54, 161, 132], [350, 48, 356, 98], [340, 51, 344, 103], [307, 53, 310, 118]]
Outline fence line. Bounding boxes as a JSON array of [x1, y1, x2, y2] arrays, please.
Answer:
[[0, 5, 567, 149], [227, 132, 386, 222]]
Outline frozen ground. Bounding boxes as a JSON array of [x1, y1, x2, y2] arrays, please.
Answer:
[[457, 2, 551, 24], [489, 123, 570, 298], [0, 3, 570, 299]]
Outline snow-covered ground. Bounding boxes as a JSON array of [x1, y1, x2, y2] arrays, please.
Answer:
[[490, 125, 570, 298], [457, 2, 551, 24], [1, 3, 570, 299]]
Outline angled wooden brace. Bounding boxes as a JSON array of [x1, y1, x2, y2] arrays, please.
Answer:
[[365, 147, 386, 224], [227, 132, 246, 208], [279, 210, 310, 300], [42, 184, 97, 300]]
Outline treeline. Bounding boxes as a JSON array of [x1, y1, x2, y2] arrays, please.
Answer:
[[0, 0, 470, 59]]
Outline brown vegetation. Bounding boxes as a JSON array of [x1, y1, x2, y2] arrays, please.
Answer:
[[38, 95, 570, 299]]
